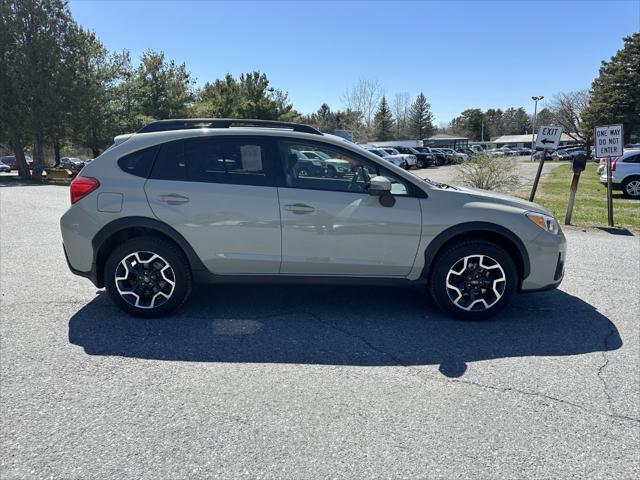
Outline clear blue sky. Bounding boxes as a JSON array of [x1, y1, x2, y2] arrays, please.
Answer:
[[69, 0, 639, 123]]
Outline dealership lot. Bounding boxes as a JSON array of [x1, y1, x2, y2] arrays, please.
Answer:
[[1, 184, 638, 478]]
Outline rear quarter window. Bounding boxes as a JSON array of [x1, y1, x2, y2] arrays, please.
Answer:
[[117, 146, 158, 178]]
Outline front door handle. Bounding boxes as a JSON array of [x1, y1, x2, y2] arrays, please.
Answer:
[[159, 193, 190, 205], [284, 203, 315, 214]]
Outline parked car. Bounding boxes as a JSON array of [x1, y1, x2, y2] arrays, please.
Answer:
[[59, 157, 84, 169], [487, 149, 506, 157], [551, 149, 573, 161], [390, 146, 435, 168], [599, 149, 640, 198], [415, 146, 447, 166], [0, 162, 10, 173], [367, 148, 410, 169], [517, 147, 533, 156], [0, 155, 33, 170], [289, 150, 327, 177], [532, 150, 554, 161], [299, 150, 351, 177], [61, 119, 567, 321], [380, 147, 417, 169], [436, 148, 468, 163], [457, 147, 476, 158]]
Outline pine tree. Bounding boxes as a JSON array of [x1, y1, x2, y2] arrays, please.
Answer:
[[408, 93, 435, 140], [582, 33, 640, 143], [373, 96, 394, 141]]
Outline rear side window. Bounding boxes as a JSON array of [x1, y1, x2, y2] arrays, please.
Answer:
[[117, 146, 158, 177], [149, 136, 274, 186], [623, 153, 640, 163], [186, 137, 267, 184], [151, 141, 187, 181]]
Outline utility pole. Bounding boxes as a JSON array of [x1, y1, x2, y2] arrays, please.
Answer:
[[530, 95, 544, 162]]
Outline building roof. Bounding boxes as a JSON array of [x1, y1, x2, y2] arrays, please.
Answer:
[[426, 134, 468, 140], [492, 133, 583, 143]]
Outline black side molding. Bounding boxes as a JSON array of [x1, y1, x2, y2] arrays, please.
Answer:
[[421, 221, 531, 281], [92, 217, 209, 283]]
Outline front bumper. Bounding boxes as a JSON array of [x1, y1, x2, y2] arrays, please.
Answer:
[[520, 230, 567, 292]]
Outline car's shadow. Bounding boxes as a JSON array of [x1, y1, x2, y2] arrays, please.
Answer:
[[68, 285, 621, 378]]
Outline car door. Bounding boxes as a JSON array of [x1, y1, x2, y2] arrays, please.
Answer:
[[276, 139, 423, 277], [144, 135, 282, 274]]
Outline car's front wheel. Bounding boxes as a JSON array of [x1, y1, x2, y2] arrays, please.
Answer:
[[429, 240, 517, 320], [104, 237, 192, 318], [622, 177, 640, 199]]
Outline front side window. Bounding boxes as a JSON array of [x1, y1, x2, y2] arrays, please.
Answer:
[[281, 141, 411, 196]]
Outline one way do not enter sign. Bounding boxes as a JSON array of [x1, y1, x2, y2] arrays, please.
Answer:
[[594, 124, 624, 158], [535, 125, 563, 149]]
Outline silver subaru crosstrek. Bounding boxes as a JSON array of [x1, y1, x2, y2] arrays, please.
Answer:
[[61, 119, 566, 320]]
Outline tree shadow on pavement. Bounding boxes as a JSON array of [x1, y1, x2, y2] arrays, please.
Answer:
[[68, 285, 621, 378]]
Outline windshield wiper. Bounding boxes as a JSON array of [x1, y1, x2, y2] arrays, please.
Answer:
[[421, 177, 458, 190]]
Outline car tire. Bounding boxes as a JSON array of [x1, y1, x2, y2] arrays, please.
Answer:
[[327, 166, 337, 178], [416, 159, 425, 169], [104, 236, 192, 318], [429, 240, 518, 321], [622, 177, 640, 199]]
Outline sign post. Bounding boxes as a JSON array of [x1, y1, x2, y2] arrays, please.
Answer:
[[529, 125, 563, 202], [564, 154, 587, 225], [594, 124, 624, 227]]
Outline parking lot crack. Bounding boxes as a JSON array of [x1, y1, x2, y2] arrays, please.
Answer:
[[597, 324, 618, 416], [308, 312, 639, 426]]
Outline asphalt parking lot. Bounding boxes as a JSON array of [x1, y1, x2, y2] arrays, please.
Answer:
[[412, 155, 566, 192], [1, 183, 639, 479]]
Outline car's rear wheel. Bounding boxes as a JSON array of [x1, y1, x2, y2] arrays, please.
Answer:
[[416, 159, 425, 169], [429, 240, 517, 320], [622, 177, 640, 199], [104, 237, 192, 318]]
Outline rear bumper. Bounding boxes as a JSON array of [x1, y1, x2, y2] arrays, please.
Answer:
[[63, 244, 99, 287], [599, 176, 622, 189]]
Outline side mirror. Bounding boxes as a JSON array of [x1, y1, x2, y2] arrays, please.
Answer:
[[367, 176, 392, 196], [367, 176, 395, 207]]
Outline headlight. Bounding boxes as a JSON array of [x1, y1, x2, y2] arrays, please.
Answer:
[[525, 211, 559, 234]]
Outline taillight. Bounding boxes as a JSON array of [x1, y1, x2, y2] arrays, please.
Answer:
[[611, 156, 620, 172], [70, 175, 100, 204]]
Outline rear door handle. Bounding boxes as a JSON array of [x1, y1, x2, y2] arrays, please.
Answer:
[[284, 203, 315, 214], [159, 193, 190, 205]]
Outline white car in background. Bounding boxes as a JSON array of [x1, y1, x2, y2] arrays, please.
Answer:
[[599, 149, 640, 198], [366, 148, 409, 168], [380, 147, 417, 169]]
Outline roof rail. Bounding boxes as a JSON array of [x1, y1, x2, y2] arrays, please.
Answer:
[[137, 118, 323, 135]]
